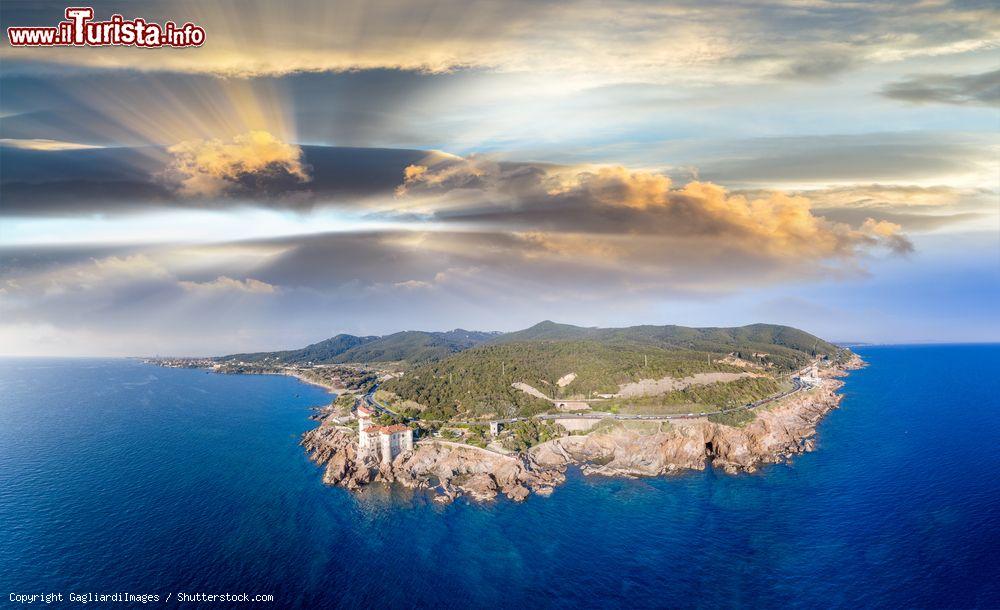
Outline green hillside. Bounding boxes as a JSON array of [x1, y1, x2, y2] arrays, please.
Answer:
[[218, 333, 378, 364], [492, 321, 838, 370], [332, 330, 497, 365], [380, 322, 842, 420], [381, 340, 734, 420], [214, 321, 838, 417], [217, 329, 497, 366]]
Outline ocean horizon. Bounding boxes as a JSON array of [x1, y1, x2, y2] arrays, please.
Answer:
[[2, 344, 999, 608]]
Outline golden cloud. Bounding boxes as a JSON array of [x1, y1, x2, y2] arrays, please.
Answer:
[[162, 131, 310, 198], [398, 159, 914, 261]]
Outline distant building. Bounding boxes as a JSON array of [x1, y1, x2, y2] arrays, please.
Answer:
[[795, 365, 821, 387], [356, 405, 413, 462], [357, 404, 375, 432]]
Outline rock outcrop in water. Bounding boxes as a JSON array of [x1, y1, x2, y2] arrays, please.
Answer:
[[301, 425, 564, 503], [301, 355, 862, 503]]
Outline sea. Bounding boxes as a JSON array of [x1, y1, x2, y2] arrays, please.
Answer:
[[1, 345, 998, 608]]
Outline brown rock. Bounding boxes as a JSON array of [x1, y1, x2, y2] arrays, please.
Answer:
[[300, 358, 861, 503]]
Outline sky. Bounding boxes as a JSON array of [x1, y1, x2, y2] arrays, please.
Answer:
[[0, 0, 998, 356]]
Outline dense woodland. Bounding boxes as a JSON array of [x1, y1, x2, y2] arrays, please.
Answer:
[[215, 321, 841, 421]]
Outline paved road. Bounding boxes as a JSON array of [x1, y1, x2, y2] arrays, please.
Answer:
[[362, 384, 402, 418], [531, 376, 809, 422]]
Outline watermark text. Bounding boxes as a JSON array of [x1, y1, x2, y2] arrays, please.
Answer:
[[7, 7, 205, 47]]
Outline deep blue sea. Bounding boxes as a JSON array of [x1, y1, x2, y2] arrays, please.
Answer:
[[2, 345, 999, 608]]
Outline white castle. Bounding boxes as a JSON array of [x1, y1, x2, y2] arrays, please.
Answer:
[[356, 404, 413, 463]]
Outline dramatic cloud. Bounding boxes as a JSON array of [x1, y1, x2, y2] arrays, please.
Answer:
[[3, 222, 997, 356], [162, 131, 310, 198], [1, 0, 996, 354], [1, 0, 996, 86], [0, 143, 450, 215], [787, 184, 997, 232], [881, 69, 1000, 106], [396, 159, 914, 258]]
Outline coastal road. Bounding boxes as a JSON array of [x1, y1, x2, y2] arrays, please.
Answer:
[[533, 376, 810, 423], [363, 384, 403, 419]]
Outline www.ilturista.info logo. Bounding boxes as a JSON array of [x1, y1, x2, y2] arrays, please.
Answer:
[[7, 7, 205, 47]]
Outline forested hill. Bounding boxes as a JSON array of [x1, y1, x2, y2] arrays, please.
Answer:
[[495, 321, 839, 363], [377, 322, 842, 419], [219, 333, 377, 365], [216, 329, 498, 366], [215, 321, 837, 368]]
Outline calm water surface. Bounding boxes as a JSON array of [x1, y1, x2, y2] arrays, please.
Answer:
[[1, 345, 998, 608]]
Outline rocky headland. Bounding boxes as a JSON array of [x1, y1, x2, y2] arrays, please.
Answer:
[[301, 354, 864, 504]]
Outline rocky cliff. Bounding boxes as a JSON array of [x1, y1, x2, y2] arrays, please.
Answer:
[[532, 360, 855, 476], [300, 425, 565, 503], [301, 355, 862, 503]]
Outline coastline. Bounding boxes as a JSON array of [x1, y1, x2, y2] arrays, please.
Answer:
[[284, 371, 339, 394], [301, 354, 865, 504], [146, 359, 342, 394]]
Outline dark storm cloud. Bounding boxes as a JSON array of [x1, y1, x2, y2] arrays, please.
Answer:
[[0, 68, 466, 214], [0, 144, 434, 215], [0, 147, 173, 215], [880, 69, 1000, 106], [1, 69, 463, 149]]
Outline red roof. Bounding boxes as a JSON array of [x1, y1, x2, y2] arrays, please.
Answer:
[[356, 404, 375, 416]]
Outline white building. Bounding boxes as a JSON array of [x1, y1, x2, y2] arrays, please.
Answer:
[[796, 365, 821, 387], [357, 405, 413, 463]]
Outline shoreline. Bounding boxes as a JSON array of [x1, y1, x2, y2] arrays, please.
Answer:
[[283, 371, 340, 394], [301, 354, 865, 504], [144, 359, 343, 395]]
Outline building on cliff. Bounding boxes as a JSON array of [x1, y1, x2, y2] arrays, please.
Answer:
[[796, 364, 821, 387], [357, 405, 413, 462]]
